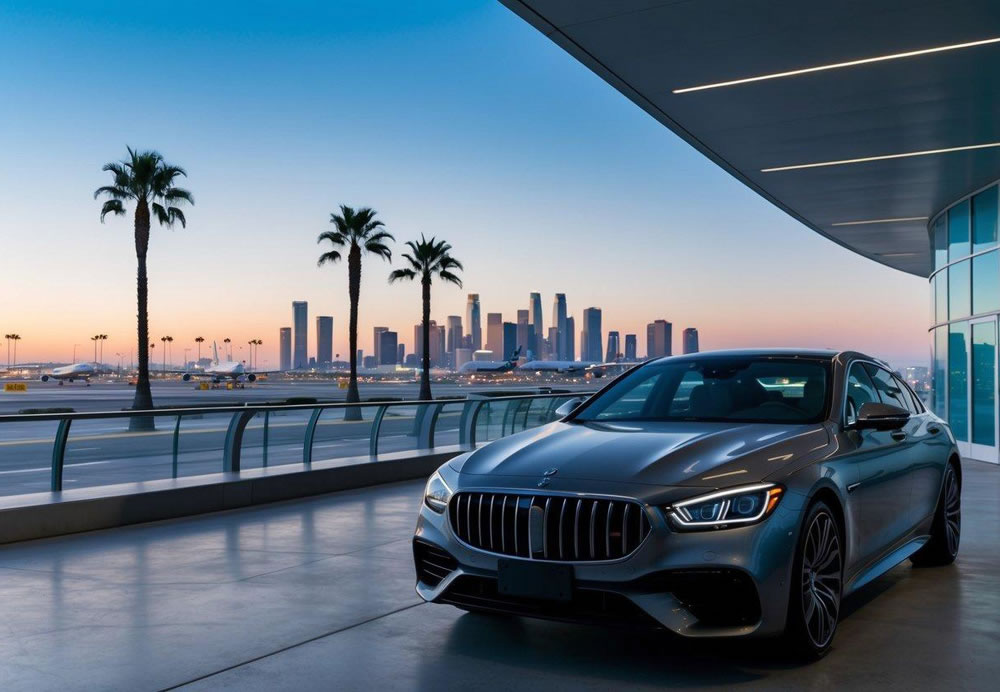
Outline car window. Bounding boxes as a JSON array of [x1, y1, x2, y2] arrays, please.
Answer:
[[865, 364, 912, 411], [845, 363, 878, 425], [892, 374, 923, 414]]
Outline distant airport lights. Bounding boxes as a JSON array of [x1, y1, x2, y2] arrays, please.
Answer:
[[672, 36, 1000, 93], [831, 216, 928, 227], [761, 142, 1000, 173]]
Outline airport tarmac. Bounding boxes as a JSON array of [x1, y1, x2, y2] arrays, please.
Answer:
[[0, 379, 594, 497]]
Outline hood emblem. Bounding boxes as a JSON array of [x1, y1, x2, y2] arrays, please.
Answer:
[[537, 477, 551, 488], [543, 468, 558, 477]]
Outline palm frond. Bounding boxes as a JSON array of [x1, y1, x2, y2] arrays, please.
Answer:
[[99, 199, 125, 222], [317, 250, 342, 267], [163, 187, 193, 204], [364, 240, 392, 260], [438, 270, 463, 287], [317, 230, 347, 246], [388, 268, 417, 283]]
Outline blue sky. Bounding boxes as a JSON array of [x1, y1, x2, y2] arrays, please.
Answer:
[[0, 1, 927, 367]]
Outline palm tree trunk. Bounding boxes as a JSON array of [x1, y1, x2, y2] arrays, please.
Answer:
[[345, 244, 363, 421], [419, 276, 432, 401], [130, 201, 155, 431]]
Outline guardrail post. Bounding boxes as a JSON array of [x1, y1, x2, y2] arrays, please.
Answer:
[[417, 403, 443, 450], [463, 399, 487, 448], [369, 405, 388, 458], [172, 414, 182, 478], [51, 418, 72, 492], [262, 411, 269, 468], [223, 410, 255, 473], [303, 407, 323, 464]]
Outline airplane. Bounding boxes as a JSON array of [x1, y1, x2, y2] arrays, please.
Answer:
[[457, 347, 522, 375], [173, 341, 276, 384], [40, 363, 97, 385], [516, 360, 642, 377]]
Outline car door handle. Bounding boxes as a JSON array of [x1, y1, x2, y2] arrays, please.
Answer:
[[890, 430, 907, 441]]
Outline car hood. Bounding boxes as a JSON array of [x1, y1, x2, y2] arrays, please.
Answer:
[[455, 420, 829, 487]]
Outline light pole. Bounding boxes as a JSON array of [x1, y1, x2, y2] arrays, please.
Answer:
[[72, 343, 81, 363]]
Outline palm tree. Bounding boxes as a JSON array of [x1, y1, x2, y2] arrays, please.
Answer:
[[223, 337, 231, 361], [5, 334, 12, 368], [91, 335, 100, 364], [389, 235, 463, 401], [9, 334, 21, 368], [95, 147, 192, 423], [99, 334, 108, 366], [195, 336, 205, 363], [160, 336, 168, 371], [317, 205, 394, 418]]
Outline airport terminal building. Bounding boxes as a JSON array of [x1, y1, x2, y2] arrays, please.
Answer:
[[502, 0, 1000, 463]]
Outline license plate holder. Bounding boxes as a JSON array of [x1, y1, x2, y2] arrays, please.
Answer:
[[497, 558, 574, 602]]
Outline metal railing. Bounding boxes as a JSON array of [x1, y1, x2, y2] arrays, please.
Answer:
[[0, 392, 592, 496]]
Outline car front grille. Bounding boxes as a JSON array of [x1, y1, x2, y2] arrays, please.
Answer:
[[448, 492, 650, 562]]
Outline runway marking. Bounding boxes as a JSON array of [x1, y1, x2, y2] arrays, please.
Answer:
[[0, 460, 110, 475]]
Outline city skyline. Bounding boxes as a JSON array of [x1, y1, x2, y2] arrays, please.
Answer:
[[0, 0, 928, 369]]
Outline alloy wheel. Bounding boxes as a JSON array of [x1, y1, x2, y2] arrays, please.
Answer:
[[801, 511, 841, 649], [943, 465, 961, 557]]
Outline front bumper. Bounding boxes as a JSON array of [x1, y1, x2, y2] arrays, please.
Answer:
[[414, 491, 804, 638]]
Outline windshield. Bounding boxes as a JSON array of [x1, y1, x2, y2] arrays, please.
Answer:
[[574, 357, 831, 424]]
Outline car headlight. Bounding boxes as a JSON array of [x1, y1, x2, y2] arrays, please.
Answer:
[[423, 470, 453, 513], [667, 483, 784, 530]]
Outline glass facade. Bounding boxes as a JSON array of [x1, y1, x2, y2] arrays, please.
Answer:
[[930, 180, 1000, 458]]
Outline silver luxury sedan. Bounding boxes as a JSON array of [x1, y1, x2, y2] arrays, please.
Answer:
[[413, 350, 961, 658]]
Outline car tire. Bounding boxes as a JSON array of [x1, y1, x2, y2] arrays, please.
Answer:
[[784, 500, 843, 660], [910, 460, 961, 567]]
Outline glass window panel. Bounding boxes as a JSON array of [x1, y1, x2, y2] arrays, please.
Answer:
[[949, 200, 970, 261], [972, 251, 1000, 315], [971, 321, 996, 446], [948, 260, 970, 320], [948, 323, 969, 442], [845, 363, 879, 425], [934, 271, 948, 323], [973, 185, 998, 253], [933, 327, 947, 417], [933, 215, 948, 271], [864, 364, 911, 410]]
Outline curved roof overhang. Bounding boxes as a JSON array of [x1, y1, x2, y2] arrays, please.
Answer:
[[500, 0, 1000, 277]]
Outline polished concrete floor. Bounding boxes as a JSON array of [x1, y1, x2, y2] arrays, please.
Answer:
[[0, 462, 997, 691]]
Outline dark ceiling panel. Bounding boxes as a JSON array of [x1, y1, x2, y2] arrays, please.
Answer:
[[502, 0, 1000, 277]]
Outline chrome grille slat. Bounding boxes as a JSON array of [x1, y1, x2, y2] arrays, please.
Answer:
[[449, 492, 649, 562]]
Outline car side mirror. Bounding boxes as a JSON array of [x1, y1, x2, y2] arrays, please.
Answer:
[[852, 402, 910, 431], [555, 398, 584, 418]]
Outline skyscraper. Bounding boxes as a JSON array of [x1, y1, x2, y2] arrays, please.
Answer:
[[316, 316, 333, 364], [565, 316, 575, 361], [581, 308, 602, 362], [378, 330, 398, 365], [502, 322, 518, 363], [646, 319, 672, 359], [466, 294, 481, 351], [551, 293, 567, 360], [397, 343, 405, 365], [605, 331, 620, 363], [414, 321, 445, 368], [292, 301, 308, 369], [485, 312, 503, 359], [279, 327, 292, 371], [683, 327, 699, 354], [373, 327, 388, 364], [516, 309, 534, 358], [624, 334, 637, 361], [529, 292, 543, 357], [547, 327, 558, 361], [446, 316, 463, 356]]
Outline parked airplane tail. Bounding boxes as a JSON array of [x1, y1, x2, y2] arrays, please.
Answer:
[[212, 341, 220, 365]]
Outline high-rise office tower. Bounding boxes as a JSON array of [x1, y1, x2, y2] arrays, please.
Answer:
[[581, 308, 602, 362], [646, 319, 673, 359], [683, 327, 699, 354], [446, 316, 463, 355], [373, 327, 388, 364], [414, 321, 445, 368], [279, 327, 292, 371], [551, 293, 567, 360], [485, 313, 503, 359], [529, 292, 543, 357], [624, 334, 637, 361], [547, 327, 559, 361], [454, 348, 473, 370], [605, 331, 620, 363], [502, 322, 518, 362], [397, 343, 405, 365], [466, 294, 482, 351], [316, 316, 333, 364], [378, 330, 398, 365], [565, 316, 575, 361], [292, 301, 308, 369], [516, 310, 534, 358]]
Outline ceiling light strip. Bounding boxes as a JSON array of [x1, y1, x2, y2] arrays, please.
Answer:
[[761, 142, 1000, 173], [831, 216, 929, 227], [673, 36, 1000, 94]]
